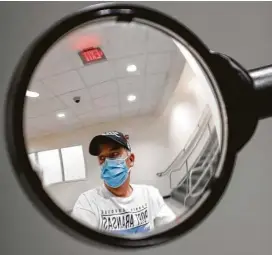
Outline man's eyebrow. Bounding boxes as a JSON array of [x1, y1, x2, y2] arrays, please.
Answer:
[[98, 147, 120, 156], [109, 148, 121, 152]]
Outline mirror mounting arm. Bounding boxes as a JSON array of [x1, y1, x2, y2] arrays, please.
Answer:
[[209, 52, 259, 151], [249, 65, 272, 119]]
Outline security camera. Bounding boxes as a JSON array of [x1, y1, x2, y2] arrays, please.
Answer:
[[73, 96, 81, 103]]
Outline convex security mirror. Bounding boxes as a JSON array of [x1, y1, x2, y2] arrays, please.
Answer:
[[5, 3, 272, 248]]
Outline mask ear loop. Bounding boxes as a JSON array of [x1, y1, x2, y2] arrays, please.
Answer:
[[126, 152, 134, 173]]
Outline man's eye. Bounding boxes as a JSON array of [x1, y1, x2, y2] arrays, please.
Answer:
[[111, 152, 119, 158]]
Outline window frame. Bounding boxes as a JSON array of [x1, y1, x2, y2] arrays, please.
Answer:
[[29, 145, 87, 185]]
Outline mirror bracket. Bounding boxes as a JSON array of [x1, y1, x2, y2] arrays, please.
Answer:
[[249, 65, 272, 119], [209, 52, 259, 152]]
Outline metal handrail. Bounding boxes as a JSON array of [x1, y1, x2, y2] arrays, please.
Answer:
[[183, 146, 220, 206], [157, 105, 211, 177], [188, 140, 219, 194], [184, 105, 210, 152], [169, 114, 213, 188], [158, 106, 210, 177], [166, 109, 219, 206], [169, 125, 217, 198], [170, 168, 187, 189], [188, 132, 218, 191]]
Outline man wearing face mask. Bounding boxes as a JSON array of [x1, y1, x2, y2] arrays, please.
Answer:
[[72, 131, 176, 235]]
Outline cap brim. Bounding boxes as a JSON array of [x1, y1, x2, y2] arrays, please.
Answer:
[[89, 135, 129, 156]]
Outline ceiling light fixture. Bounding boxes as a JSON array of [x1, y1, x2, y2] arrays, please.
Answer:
[[126, 64, 137, 72], [26, 90, 39, 98], [127, 94, 136, 102], [57, 113, 66, 118]]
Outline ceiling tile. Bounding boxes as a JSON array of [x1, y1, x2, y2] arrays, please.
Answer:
[[54, 109, 81, 127], [68, 53, 85, 70], [146, 53, 171, 74], [24, 118, 48, 138], [112, 55, 146, 78], [96, 106, 120, 124], [120, 101, 141, 119], [121, 103, 140, 115], [25, 97, 66, 118], [121, 110, 139, 119], [145, 73, 167, 90], [28, 80, 55, 100], [79, 106, 120, 126], [97, 106, 120, 118], [33, 46, 83, 80], [58, 88, 93, 115], [77, 110, 98, 127], [77, 110, 97, 120], [65, 20, 109, 51], [120, 91, 142, 110], [144, 88, 163, 101], [89, 80, 118, 99], [143, 96, 160, 108], [78, 61, 115, 87], [139, 105, 156, 116], [93, 94, 119, 109], [103, 23, 147, 59], [27, 114, 63, 133], [26, 109, 82, 137], [60, 122, 84, 133], [142, 89, 163, 113], [118, 75, 145, 95], [24, 127, 46, 140], [51, 33, 86, 68], [42, 70, 85, 96], [147, 29, 177, 53], [168, 52, 185, 83]]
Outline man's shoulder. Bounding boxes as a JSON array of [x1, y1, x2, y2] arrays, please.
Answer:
[[132, 184, 159, 194], [77, 186, 103, 202]]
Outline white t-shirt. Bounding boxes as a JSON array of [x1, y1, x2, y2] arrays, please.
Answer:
[[72, 184, 176, 235]]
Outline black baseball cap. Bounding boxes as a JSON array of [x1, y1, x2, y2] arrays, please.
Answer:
[[89, 131, 131, 156]]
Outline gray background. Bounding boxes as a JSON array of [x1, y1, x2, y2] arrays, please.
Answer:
[[1, 2, 272, 255]]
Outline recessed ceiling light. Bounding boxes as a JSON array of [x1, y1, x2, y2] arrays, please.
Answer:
[[57, 113, 65, 118], [126, 64, 137, 72], [26, 90, 39, 98], [127, 94, 136, 102]]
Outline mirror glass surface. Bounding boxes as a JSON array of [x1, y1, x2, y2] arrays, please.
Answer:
[[23, 20, 224, 238]]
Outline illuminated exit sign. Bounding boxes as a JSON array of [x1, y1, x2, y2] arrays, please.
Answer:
[[78, 47, 106, 65]]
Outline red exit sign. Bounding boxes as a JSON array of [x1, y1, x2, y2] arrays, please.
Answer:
[[78, 47, 106, 65]]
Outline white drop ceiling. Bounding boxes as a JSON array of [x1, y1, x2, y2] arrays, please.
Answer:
[[24, 21, 185, 139]]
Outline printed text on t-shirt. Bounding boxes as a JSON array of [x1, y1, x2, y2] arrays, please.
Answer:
[[101, 205, 149, 231]]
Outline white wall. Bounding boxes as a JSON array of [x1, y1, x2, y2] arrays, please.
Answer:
[[171, 42, 222, 143]]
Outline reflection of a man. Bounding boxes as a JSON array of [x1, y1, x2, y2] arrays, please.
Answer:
[[72, 131, 176, 235]]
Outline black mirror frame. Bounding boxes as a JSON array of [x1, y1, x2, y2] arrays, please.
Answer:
[[4, 3, 258, 249]]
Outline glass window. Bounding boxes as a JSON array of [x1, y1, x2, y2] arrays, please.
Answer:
[[37, 149, 63, 185], [61, 145, 86, 181]]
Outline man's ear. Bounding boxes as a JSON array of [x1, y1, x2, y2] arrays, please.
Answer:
[[129, 153, 135, 167]]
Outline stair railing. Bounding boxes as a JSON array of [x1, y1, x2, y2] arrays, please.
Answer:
[[170, 124, 218, 195], [157, 105, 212, 179], [187, 130, 218, 192], [168, 110, 213, 189], [188, 140, 219, 196], [184, 144, 220, 206]]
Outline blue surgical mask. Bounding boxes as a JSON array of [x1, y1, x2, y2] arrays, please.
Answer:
[[101, 156, 130, 188]]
